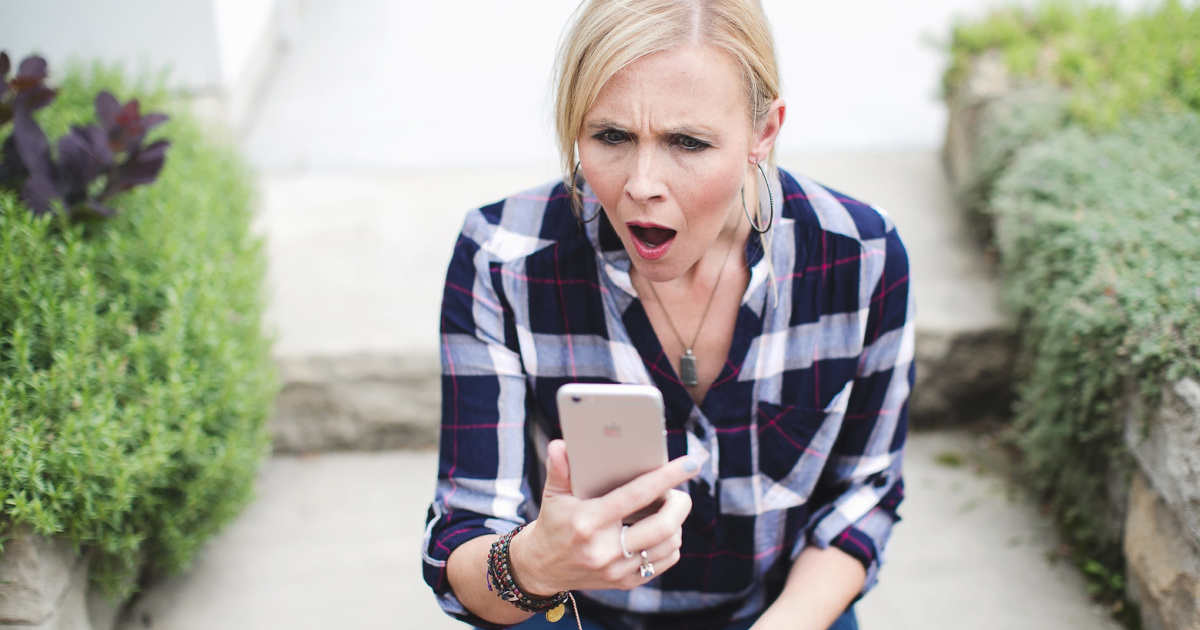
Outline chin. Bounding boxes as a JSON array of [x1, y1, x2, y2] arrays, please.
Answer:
[[628, 255, 683, 283]]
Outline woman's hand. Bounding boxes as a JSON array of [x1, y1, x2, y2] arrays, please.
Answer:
[[510, 439, 699, 596]]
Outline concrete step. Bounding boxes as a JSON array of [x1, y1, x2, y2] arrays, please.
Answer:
[[256, 162, 558, 452], [117, 432, 1122, 630], [258, 151, 1014, 452]]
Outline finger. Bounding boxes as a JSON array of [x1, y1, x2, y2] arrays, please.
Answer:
[[645, 548, 681, 577], [619, 548, 681, 589], [593, 455, 699, 522], [632, 530, 683, 566], [542, 439, 573, 496], [622, 489, 691, 553]]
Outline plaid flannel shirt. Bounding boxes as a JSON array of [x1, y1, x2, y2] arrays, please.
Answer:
[[422, 168, 913, 629]]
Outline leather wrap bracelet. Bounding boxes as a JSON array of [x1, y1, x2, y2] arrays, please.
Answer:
[[487, 524, 570, 620]]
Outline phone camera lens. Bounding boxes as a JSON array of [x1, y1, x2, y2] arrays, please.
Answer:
[[571, 396, 582, 403]]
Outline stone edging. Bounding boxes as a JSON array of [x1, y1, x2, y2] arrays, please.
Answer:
[[0, 527, 117, 630], [269, 353, 441, 453], [1123, 379, 1200, 630], [269, 328, 1018, 453], [911, 328, 1015, 427]]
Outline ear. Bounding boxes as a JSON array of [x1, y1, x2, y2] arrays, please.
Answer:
[[749, 98, 786, 164]]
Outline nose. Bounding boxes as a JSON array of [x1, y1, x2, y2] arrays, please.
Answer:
[[624, 146, 666, 204]]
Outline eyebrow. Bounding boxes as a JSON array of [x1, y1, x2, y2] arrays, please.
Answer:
[[585, 118, 718, 138]]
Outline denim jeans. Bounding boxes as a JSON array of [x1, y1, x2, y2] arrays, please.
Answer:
[[484, 606, 858, 630]]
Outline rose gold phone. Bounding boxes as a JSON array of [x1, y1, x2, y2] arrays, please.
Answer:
[[557, 383, 669, 522]]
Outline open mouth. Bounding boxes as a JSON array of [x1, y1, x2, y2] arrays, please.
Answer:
[[627, 224, 677, 260]]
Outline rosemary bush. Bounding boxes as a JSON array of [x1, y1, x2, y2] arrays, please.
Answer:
[[0, 64, 276, 599]]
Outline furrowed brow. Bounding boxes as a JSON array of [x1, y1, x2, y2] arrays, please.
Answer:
[[586, 118, 627, 131], [666, 125, 717, 138], [586, 119, 717, 138]]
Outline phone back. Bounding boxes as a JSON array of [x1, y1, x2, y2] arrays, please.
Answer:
[[557, 383, 668, 501]]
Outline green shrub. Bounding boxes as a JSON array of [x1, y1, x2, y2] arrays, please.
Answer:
[[945, 1, 1200, 619], [0, 64, 276, 599], [946, 0, 1200, 128], [990, 112, 1200, 596]]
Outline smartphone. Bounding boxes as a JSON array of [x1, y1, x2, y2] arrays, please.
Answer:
[[557, 383, 669, 523]]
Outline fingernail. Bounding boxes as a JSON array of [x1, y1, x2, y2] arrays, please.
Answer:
[[682, 457, 699, 473]]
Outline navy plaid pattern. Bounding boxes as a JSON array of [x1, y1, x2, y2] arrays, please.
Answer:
[[423, 169, 914, 629]]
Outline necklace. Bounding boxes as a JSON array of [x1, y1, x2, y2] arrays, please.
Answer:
[[645, 228, 739, 388]]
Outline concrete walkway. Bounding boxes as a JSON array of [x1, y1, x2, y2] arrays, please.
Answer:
[[118, 432, 1120, 630]]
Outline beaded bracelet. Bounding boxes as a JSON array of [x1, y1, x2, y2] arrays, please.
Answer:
[[487, 525, 571, 621]]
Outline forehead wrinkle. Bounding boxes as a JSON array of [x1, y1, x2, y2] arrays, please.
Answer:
[[684, 52, 703, 103]]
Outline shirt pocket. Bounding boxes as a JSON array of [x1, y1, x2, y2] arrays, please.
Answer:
[[717, 401, 832, 515]]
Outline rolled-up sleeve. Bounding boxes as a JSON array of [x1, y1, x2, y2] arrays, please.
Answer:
[[803, 225, 914, 596], [421, 209, 535, 627]]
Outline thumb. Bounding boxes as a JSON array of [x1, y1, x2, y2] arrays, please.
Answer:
[[542, 439, 573, 496]]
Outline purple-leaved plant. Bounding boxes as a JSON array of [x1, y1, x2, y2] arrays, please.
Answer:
[[0, 51, 171, 218]]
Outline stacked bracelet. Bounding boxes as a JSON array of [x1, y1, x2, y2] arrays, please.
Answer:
[[487, 525, 570, 621]]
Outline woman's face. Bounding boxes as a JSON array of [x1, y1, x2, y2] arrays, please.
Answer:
[[578, 45, 772, 283]]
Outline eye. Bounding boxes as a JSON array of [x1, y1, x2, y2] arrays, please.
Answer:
[[593, 129, 628, 145], [675, 135, 709, 151]]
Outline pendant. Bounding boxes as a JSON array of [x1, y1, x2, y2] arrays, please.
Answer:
[[545, 603, 566, 622], [680, 349, 699, 387]]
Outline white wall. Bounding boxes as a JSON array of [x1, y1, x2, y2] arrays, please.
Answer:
[[213, 0, 279, 87], [245, 0, 1077, 170], [0, 0, 287, 129], [1, 0, 1185, 170], [0, 0, 223, 90], [243, 0, 578, 170]]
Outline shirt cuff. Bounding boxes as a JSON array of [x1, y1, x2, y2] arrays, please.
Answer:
[[802, 477, 903, 597], [422, 509, 523, 628], [827, 526, 881, 593]]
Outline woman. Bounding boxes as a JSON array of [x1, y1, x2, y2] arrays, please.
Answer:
[[422, 1, 912, 628]]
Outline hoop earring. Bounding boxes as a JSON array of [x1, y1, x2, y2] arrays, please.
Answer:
[[569, 161, 601, 223], [741, 162, 774, 234]]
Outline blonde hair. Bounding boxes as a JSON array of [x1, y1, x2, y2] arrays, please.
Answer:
[[554, 0, 782, 219]]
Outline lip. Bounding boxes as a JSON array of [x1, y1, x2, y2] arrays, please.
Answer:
[[627, 220, 672, 230], [626, 221, 676, 261]]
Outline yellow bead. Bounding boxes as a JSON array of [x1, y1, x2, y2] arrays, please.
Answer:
[[545, 604, 566, 623]]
